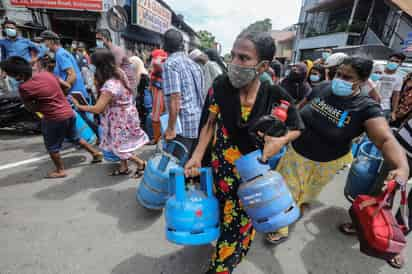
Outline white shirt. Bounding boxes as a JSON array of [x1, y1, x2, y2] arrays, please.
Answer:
[[378, 72, 403, 110]]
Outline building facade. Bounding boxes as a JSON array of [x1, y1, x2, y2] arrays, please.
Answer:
[[293, 0, 412, 62]]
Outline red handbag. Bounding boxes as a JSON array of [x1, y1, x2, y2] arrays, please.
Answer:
[[350, 180, 409, 260]]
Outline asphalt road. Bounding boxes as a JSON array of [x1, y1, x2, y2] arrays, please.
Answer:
[[0, 130, 410, 274]]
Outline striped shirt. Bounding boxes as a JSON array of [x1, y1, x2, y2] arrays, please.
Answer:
[[163, 52, 204, 138]]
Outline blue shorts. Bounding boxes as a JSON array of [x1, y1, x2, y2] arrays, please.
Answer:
[[42, 117, 79, 153]]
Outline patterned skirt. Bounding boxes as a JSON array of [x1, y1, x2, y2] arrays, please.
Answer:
[[276, 144, 353, 206]]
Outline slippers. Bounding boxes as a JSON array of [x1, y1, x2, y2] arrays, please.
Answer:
[[91, 153, 103, 164], [45, 171, 67, 179], [109, 169, 131, 176], [133, 161, 147, 179], [338, 223, 357, 236], [265, 232, 289, 245], [387, 255, 405, 269]]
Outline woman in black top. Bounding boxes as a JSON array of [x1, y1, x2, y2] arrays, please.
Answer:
[[184, 31, 305, 274], [266, 57, 409, 248], [281, 63, 312, 102]]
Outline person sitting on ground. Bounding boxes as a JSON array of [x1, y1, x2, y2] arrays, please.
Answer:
[[72, 50, 149, 177], [0, 56, 103, 178]]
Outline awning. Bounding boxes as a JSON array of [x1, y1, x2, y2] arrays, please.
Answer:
[[121, 25, 163, 45], [389, 0, 412, 17], [306, 0, 354, 13]]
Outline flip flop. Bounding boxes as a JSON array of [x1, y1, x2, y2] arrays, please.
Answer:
[[109, 169, 131, 176], [338, 223, 357, 236], [91, 153, 103, 164], [45, 172, 67, 179], [265, 232, 289, 245], [387, 255, 405, 269], [133, 161, 147, 179]]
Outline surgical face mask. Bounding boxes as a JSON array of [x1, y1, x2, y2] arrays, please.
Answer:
[[332, 78, 354, 97], [227, 62, 261, 89], [5, 28, 17, 38], [8, 77, 23, 93], [386, 62, 399, 71], [370, 73, 382, 82], [310, 74, 321, 83], [96, 39, 105, 49], [322, 52, 331, 60], [284, 69, 290, 77], [89, 64, 96, 74]]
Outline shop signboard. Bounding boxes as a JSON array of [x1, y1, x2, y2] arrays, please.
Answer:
[[10, 0, 103, 12], [131, 0, 172, 34]]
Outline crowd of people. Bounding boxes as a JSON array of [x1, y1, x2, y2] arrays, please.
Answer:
[[1, 18, 412, 273]]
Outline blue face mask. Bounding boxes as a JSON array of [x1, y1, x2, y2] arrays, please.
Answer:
[[322, 52, 331, 60], [332, 78, 353, 97], [370, 73, 382, 82], [96, 39, 105, 49], [310, 74, 321, 83], [89, 64, 96, 74], [5, 28, 17, 38], [386, 62, 399, 71], [9, 77, 22, 93]]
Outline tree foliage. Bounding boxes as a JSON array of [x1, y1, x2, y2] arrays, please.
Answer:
[[197, 30, 216, 50], [243, 18, 272, 34]]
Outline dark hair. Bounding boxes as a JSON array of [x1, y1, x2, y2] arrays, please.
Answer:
[[236, 31, 276, 62], [308, 63, 326, 85], [163, 29, 184, 54], [342, 56, 373, 81], [270, 60, 282, 77], [2, 19, 16, 28], [91, 49, 123, 89], [390, 52, 407, 62], [96, 28, 112, 42], [0, 56, 32, 80], [205, 48, 227, 72]]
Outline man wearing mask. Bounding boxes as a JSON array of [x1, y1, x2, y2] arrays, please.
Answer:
[[281, 63, 311, 102], [0, 20, 41, 63], [162, 29, 204, 152], [379, 53, 406, 121], [40, 30, 89, 100], [95, 29, 137, 95], [189, 48, 223, 99]]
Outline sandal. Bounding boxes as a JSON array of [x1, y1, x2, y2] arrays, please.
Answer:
[[91, 153, 103, 164], [338, 223, 357, 236], [265, 232, 289, 245], [109, 169, 131, 176], [387, 254, 405, 269], [133, 161, 147, 179]]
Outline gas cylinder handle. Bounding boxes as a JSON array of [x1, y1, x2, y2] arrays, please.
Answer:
[[169, 168, 186, 202], [200, 168, 213, 197]]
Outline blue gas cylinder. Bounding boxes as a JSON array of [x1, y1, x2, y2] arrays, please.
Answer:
[[136, 141, 188, 210], [268, 146, 287, 170], [236, 150, 300, 233], [98, 126, 120, 162], [74, 110, 96, 145], [345, 141, 383, 202], [165, 167, 220, 245]]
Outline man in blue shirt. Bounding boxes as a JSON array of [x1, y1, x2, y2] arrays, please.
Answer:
[[0, 20, 40, 63], [40, 30, 89, 100]]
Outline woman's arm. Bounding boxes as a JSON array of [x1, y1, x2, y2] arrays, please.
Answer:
[[261, 130, 301, 162], [184, 112, 217, 177], [74, 92, 112, 114], [365, 117, 409, 183], [368, 87, 381, 103]]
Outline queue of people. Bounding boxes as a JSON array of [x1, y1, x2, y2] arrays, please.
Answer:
[[1, 19, 412, 273]]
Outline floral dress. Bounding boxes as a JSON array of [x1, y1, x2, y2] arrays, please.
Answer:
[[207, 90, 255, 274], [100, 79, 149, 160]]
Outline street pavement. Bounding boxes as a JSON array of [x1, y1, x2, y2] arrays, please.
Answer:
[[0, 129, 411, 274]]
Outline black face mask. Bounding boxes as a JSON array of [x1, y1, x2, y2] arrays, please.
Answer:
[[288, 70, 305, 82]]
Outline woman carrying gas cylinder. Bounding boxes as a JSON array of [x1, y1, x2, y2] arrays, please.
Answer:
[[265, 57, 409, 245], [184, 31, 305, 274]]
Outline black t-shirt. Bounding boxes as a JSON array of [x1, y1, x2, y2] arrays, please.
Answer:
[[293, 83, 383, 162]]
